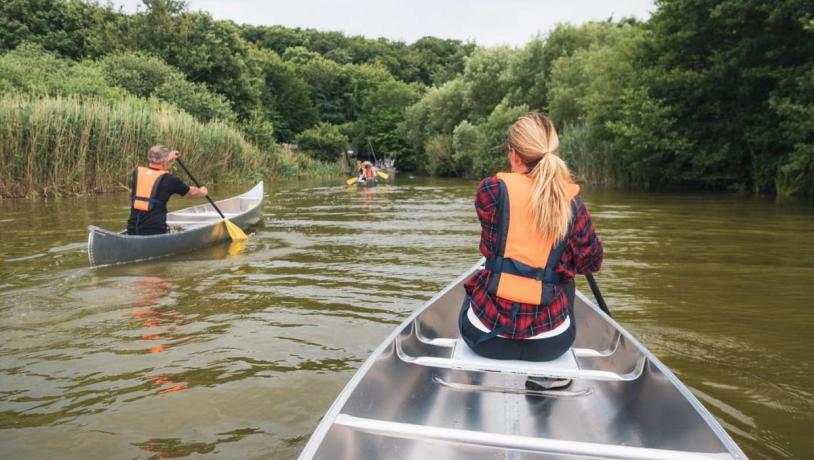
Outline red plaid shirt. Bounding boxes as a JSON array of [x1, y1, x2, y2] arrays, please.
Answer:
[[464, 176, 603, 338]]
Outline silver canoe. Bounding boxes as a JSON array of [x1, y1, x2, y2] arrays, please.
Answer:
[[87, 181, 264, 267], [300, 260, 747, 460]]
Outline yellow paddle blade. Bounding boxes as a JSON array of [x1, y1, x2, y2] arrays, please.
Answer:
[[346, 177, 358, 185], [376, 171, 389, 180], [227, 239, 247, 256], [223, 218, 248, 241]]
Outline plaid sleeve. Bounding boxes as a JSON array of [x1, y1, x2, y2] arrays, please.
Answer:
[[558, 197, 603, 277], [474, 176, 501, 258]]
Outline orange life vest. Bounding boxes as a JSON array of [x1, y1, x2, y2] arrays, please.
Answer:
[[132, 166, 168, 212], [364, 168, 375, 180], [486, 172, 581, 306]]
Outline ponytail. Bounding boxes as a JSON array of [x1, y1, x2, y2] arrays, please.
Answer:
[[529, 153, 573, 243], [506, 113, 574, 243]]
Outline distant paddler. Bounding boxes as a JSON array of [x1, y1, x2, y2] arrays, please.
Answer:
[[359, 161, 376, 182], [127, 145, 209, 236], [346, 161, 376, 186]]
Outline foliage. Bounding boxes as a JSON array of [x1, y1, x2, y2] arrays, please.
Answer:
[[2, 0, 812, 195], [248, 47, 317, 142], [294, 122, 349, 163], [0, 93, 270, 197], [0, 0, 126, 59], [461, 47, 513, 121], [353, 79, 420, 163], [155, 77, 236, 123], [274, 143, 342, 178], [642, 0, 814, 194], [0, 43, 125, 99], [99, 51, 236, 122], [425, 134, 456, 176], [98, 52, 177, 98]]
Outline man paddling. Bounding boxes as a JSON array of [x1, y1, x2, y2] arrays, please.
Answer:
[[127, 145, 208, 235]]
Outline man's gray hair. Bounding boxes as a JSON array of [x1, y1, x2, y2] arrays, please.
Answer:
[[147, 145, 170, 163]]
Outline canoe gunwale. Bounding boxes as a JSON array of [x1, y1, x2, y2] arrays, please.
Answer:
[[299, 260, 483, 458], [298, 259, 747, 459]]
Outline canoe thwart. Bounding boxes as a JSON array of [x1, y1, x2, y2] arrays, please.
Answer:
[[396, 336, 646, 381], [414, 317, 623, 357], [333, 414, 737, 460]]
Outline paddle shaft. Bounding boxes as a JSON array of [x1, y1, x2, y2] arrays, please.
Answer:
[[175, 159, 226, 219], [585, 273, 611, 317]]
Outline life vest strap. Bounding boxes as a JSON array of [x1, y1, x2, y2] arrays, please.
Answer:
[[131, 196, 167, 209], [485, 256, 561, 284]]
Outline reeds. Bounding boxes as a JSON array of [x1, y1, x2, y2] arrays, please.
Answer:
[[559, 122, 618, 186], [274, 144, 342, 178], [0, 93, 272, 197]]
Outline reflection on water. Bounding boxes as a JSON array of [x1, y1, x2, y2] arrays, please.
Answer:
[[0, 177, 812, 459]]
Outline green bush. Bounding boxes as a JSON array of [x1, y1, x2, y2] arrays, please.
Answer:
[[425, 134, 456, 176], [99, 51, 177, 97], [100, 51, 237, 122], [0, 43, 125, 99], [156, 77, 236, 123], [294, 122, 349, 162]]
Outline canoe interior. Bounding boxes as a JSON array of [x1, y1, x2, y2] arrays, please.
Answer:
[[87, 182, 264, 267], [300, 261, 746, 460], [166, 182, 264, 228]]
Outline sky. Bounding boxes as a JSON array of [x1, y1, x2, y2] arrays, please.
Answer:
[[111, 0, 656, 47]]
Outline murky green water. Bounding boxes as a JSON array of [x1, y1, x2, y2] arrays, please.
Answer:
[[0, 177, 812, 459]]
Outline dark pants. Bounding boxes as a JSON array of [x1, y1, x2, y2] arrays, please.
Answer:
[[458, 285, 576, 362]]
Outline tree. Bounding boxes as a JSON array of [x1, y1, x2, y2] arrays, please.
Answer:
[[249, 48, 317, 142], [294, 122, 349, 162], [354, 79, 420, 163], [98, 51, 236, 122], [0, 0, 127, 59], [461, 46, 514, 121], [131, 6, 261, 120], [645, 0, 814, 193]]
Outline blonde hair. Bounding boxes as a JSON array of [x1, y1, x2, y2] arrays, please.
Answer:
[[506, 113, 574, 243]]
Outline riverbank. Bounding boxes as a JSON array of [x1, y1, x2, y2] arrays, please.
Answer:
[[0, 93, 340, 198]]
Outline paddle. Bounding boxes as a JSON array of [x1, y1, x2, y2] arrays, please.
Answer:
[[175, 159, 248, 241], [376, 170, 389, 180], [346, 177, 359, 185], [585, 273, 611, 317]]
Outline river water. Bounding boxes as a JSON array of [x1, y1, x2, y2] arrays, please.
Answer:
[[0, 177, 811, 459]]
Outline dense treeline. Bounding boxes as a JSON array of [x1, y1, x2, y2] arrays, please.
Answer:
[[1, 0, 812, 197], [0, 0, 472, 195], [402, 1, 814, 196]]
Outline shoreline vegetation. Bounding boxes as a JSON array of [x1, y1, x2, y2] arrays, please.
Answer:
[[0, 0, 811, 198]]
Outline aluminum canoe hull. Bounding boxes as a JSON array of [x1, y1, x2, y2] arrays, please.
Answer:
[[87, 181, 264, 267], [299, 260, 747, 460]]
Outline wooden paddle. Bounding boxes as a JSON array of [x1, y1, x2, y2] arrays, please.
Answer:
[[176, 159, 248, 241], [585, 273, 611, 317]]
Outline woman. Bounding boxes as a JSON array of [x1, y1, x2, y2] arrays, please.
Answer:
[[358, 161, 376, 182], [460, 113, 603, 389]]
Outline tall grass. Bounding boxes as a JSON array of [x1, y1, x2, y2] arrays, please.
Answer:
[[559, 122, 618, 185], [274, 144, 342, 178], [0, 93, 272, 197]]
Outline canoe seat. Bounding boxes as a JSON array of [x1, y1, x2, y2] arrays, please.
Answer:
[[450, 338, 580, 379]]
